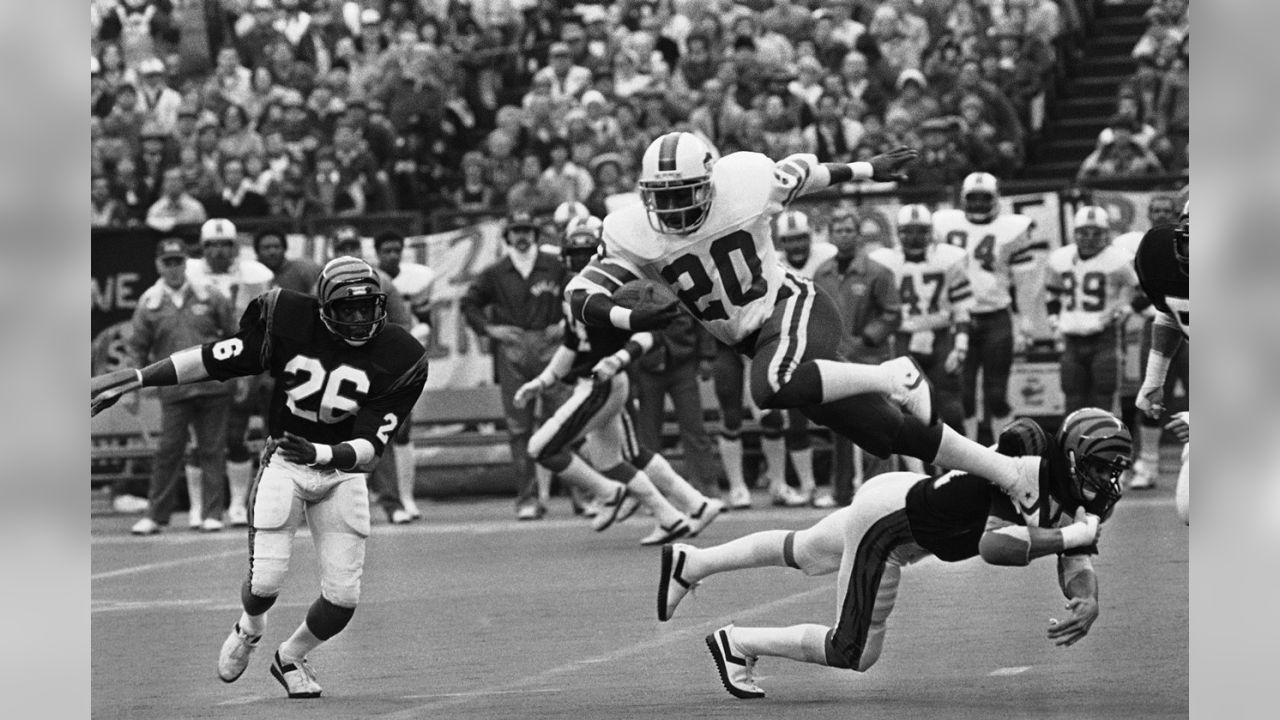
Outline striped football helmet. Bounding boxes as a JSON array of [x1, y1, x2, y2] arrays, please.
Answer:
[[1056, 408, 1133, 520], [896, 204, 934, 260], [317, 257, 388, 345], [960, 172, 1000, 223], [1072, 205, 1111, 260], [639, 132, 715, 234], [561, 215, 603, 272], [1173, 199, 1188, 276]]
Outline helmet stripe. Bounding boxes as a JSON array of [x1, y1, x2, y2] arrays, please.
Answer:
[[657, 133, 680, 172]]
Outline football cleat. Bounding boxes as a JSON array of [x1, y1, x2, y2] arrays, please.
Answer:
[[217, 623, 261, 683], [270, 650, 322, 699], [882, 356, 937, 425], [389, 508, 412, 525], [112, 494, 148, 514], [686, 498, 726, 537], [515, 504, 546, 521], [640, 517, 691, 546], [591, 484, 641, 532], [706, 625, 765, 699], [658, 543, 699, 621], [1127, 458, 1158, 490], [810, 493, 837, 509], [200, 517, 224, 532], [130, 517, 161, 535], [727, 487, 752, 510], [771, 485, 809, 508], [227, 505, 249, 527]]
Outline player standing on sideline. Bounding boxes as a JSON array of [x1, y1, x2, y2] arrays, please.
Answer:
[[515, 216, 727, 544], [567, 132, 1043, 507], [91, 257, 429, 699], [374, 230, 437, 520], [1045, 206, 1141, 413], [932, 172, 1047, 443], [660, 408, 1128, 699], [871, 204, 973, 436], [1133, 199, 1190, 524]]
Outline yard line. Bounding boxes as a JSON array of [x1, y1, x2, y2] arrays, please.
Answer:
[[401, 688, 563, 700], [91, 548, 242, 581], [989, 666, 1032, 676], [372, 585, 829, 719]]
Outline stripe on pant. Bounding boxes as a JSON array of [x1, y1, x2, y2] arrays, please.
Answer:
[[830, 509, 914, 667], [767, 273, 814, 393], [618, 405, 641, 462], [245, 442, 275, 582], [538, 380, 614, 460]]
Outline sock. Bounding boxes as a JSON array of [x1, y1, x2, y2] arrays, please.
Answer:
[[560, 455, 622, 497], [395, 440, 418, 511], [931, 425, 1024, 495], [760, 437, 787, 492], [687, 529, 790, 580], [1175, 443, 1189, 525], [790, 448, 816, 495], [642, 453, 706, 512], [852, 445, 865, 489], [734, 624, 833, 665], [988, 413, 1013, 444], [1138, 424, 1162, 469], [278, 623, 323, 662], [185, 465, 203, 523], [813, 359, 893, 403], [963, 416, 980, 442], [626, 471, 685, 526], [239, 610, 266, 637], [536, 465, 553, 505], [717, 436, 748, 494], [900, 455, 925, 474], [227, 460, 254, 513]]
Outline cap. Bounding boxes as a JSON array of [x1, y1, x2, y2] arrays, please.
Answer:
[[200, 218, 238, 243], [896, 68, 926, 90], [332, 225, 362, 247], [251, 0, 275, 9], [549, 42, 572, 57], [138, 57, 166, 76], [91, 56, 101, 75], [156, 238, 187, 259], [360, 8, 381, 25], [580, 89, 607, 107]]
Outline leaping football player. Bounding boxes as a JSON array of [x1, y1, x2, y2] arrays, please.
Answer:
[[566, 132, 1043, 509], [91, 257, 430, 699], [1133, 198, 1190, 524]]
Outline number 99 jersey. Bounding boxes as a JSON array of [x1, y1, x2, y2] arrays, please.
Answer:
[[1045, 244, 1139, 336], [931, 209, 1038, 314], [200, 288, 430, 456], [590, 151, 805, 346]]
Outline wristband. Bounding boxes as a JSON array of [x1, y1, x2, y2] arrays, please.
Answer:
[[608, 305, 633, 330], [849, 161, 873, 180], [310, 444, 333, 467], [1060, 520, 1094, 549], [613, 349, 632, 367], [953, 333, 969, 353], [534, 372, 558, 388]]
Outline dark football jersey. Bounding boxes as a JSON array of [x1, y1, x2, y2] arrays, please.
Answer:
[[201, 289, 429, 454], [903, 473, 994, 562], [1134, 224, 1190, 338], [987, 447, 1098, 557], [559, 298, 633, 382]]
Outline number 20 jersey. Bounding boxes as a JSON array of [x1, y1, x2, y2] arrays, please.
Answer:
[[593, 151, 797, 346], [201, 288, 430, 455], [931, 209, 1038, 314]]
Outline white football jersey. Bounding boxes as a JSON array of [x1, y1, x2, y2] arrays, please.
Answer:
[[1045, 244, 1139, 336], [589, 151, 806, 345], [783, 241, 837, 280], [186, 256, 274, 320], [1112, 230, 1143, 257], [871, 243, 973, 334], [389, 262, 437, 345], [932, 209, 1038, 314]]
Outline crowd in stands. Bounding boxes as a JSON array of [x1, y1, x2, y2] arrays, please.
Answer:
[[92, 0, 1097, 230], [1077, 0, 1188, 182]]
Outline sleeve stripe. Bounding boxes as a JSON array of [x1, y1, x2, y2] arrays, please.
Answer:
[[582, 266, 623, 292]]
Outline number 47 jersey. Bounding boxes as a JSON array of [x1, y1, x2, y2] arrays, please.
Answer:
[[200, 288, 429, 455], [584, 151, 796, 346]]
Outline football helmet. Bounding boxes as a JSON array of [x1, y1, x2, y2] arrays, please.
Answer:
[[561, 215, 603, 272], [317, 257, 388, 345], [553, 201, 590, 230], [638, 131, 715, 234], [1056, 407, 1132, 521], [1072, 205, 1111, 260], [200, 218, 237, 244], [772, 209, 812, 267], [1173, 199, 1188, 276], [896, 204, 934, 261], [960, 172, 1000, 224]]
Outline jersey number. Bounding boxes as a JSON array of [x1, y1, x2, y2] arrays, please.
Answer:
[[1059, 271, 1106, 312], [900, 272, 945, 316], [945, 230, 996, 273], [283, 356, 370, 424], [659, 231, 766, 322]]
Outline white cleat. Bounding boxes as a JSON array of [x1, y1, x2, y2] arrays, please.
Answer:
[[810, 493, 837, 509], [658, 543, 699, 621], [640, 517, 691, 546], [881, 356, 937, 425], [270, 650, 322, 699], [1127, 459, 1158, 490], [403, 501, 423, 519], [130, 517, 161, 535], [727, 487, 752, 510], [687, 498, 726, 537], [217, 623, 261, 683], [200, 517, 224, 532], [112, 494, 149, 514], [771, 485, 809, 508], [706, 625, 765, 699], [227, 505, 249, 527], [188, 513, 204, 530], [591, 485, 641, 532]]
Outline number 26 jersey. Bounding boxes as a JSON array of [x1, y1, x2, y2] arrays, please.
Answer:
[[200, 288, 430, 455], [591, 151, 798, 346]]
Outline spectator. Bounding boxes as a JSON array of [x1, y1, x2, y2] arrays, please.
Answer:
[[308, 148, 366, 215], [111, 155, 151, 225], [810, 9, 852, 70], [96, 41, 130, 92], [533, 41, 592, 102], [953, 93, 1003, 170], [838, 50, 891, 117], [612, 50, 653, 100], [211, 156, 271, 218], [343, 97, 397, 167], [942, 58, 1024, 172], [98, 0, 176, 69], [688, 78, 746, 151], [127, 237, 238, 536], [206, 45, 254, 111], [253, 226, 319, 295], [176, 144, 221, 208], [460, 213, 568, 520], [235, 0, 288, 70], [1132, 6, 1185, 64], [1155, 41, 1189, 172], [868, 3, 926, 77], [539, 138, 595, 206], [170, 101, 202, 152], [332, 120, 387, 210], [383, 42, 445, 134], [451, 151, 499, 212], [91, 174, 127, 228], [759, 94, 808, 158], [905, 117, 975, 186], [91, 57, 115, 119], [146, 166, 208, 232], [787, 55, 827, 112], [506, 152, 559, 216], [270, 164, 314, 221], [217, 104, 266, 160], [886, 68, 942, 129], [135, 57, 183, 133], [676, 32, 719, 92], [803, 92, 863, 162], [583, 153, 630, 218], [1077, 114, 1166, 181], [922, 35, 964, 96]]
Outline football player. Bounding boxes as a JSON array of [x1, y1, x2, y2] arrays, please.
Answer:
[[187, 218, 275, 527], [1045, 206, 1141, 413], [1133, 198, 1190, 524], [661, 408, 1128, 699], [374, 230, 437, 520], [1113, 195, 1188, 490], [568, 132, 1042, 508], [91, 257, 430, 699], [932, 172, 1048, 443], [871, 204, 973, 434], [514, 216, 727, 544]]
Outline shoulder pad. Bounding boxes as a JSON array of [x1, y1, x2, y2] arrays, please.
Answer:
[[239, 259, 276, 285], [996, 214, 1033, 236], [868, 245, 900, 270], [262, 288, 318, 341], [934, 243, 968, 265]]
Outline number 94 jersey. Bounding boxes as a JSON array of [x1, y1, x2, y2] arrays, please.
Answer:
[[932, 209, 1038, 314], [200, 288, 430, 455], [595, 151, 799, 346]]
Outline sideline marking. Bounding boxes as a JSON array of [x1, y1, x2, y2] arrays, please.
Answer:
[[401, 688, 562, 700], [989, 666, 1032, 676], [92, 549, 241, 581]]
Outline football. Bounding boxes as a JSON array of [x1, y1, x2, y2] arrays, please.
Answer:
[[613, 279, 680, 311]]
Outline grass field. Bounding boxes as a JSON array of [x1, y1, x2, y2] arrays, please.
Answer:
[[91, 466, 1187, 720]]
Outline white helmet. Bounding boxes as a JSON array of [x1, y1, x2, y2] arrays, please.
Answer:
[[896, 204, 934, 258], [772, 209, 811, 240], [553, 201, 590, 229], [1072, 205, 1111, 259], [200, 218, 238, 244], [562, 215, 604, 272], [960, 172, 1000, 223], [638, 131, 715, 234]]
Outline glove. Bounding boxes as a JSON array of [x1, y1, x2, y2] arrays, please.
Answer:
[[1135, 381, 1165, 420], [944, 346, 966, 374], [276, 431, 318, 465], [629, 301, 681, 331], [91, 369, 142, 417], [867, 146, 919, 182], [1060, 507, 1101, 550], [513, 378, 546, 409], [592, 353, 626, 382], [1165, 411, 1189, 443]]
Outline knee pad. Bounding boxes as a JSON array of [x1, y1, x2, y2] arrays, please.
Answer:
[[240, 578, 278, 616], [754, 361, 823, 410], [535, 448, 573, 473], [600, 463, 639, 483], [629, 446, 655, 470], [306, 596, 357, 641]]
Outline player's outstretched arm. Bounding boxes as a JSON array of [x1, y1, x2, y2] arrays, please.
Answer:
[[774, 147, 919, 205], [90, 346, 211, 417], [1048, 554, 1099, 647], [979, 509, 1100, 566]]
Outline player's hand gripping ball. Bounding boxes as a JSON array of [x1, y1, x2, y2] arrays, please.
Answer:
[[614, 280, 682, 331]]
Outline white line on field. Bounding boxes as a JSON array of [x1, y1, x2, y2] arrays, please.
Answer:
[[91, 549, 242, 581], [401, 688, 563, 700], [217, 696, 265, 706], [989, 666, 1032, 676]]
